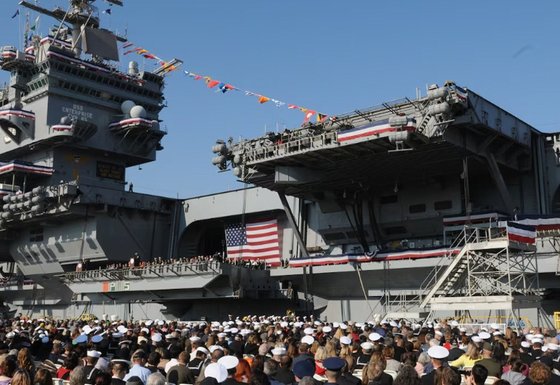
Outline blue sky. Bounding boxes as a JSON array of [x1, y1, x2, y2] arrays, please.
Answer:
[[1, 0, 560, 198]]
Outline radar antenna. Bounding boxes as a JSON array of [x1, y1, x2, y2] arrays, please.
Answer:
[[19, 0, 125, 59]]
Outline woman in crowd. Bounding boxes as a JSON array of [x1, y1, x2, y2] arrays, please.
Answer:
[[15, 350, 34, 380], [500, 360, 528, 385], [56, 353, 79, 380], [363, 353, 393, 385], [32, 368, 52, 385], [10, 370, 31, 385], [394, 365, 421, 385], [0, 358, 17, 385], [525, 362, 552, 385], [449, 342, 481, 369], [383, 346, 402, 373], [415, 353, 430, 377], [314, 346, 328, 378]]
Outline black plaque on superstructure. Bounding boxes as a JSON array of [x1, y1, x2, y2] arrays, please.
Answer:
[[96, 161, 124, 181]]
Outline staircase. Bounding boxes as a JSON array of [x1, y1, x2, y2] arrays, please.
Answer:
[[419, 244, 471, 308]]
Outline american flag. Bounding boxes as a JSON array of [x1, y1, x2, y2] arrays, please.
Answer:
[[225, 219, 281, 266]]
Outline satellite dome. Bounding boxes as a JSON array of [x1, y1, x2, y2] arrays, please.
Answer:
[[129, 105, 147, 119], [121, 100, 135, 114]]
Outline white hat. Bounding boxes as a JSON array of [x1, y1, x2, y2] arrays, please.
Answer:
[[369, 333, 382, 342], [525, 334, 534, 341], [94, 357, 109, 372], [427, 346, 449, 359], [229, 328, 239, 334], [450, 321, 459, 327], [339, 324, 348, 330], [389, 321, 398, 328], [112, 332, 123, 339], [490, 323, 499, 330], [209, 345, 224, 353], [271, 347, 287, 356], [333, 322, 340, 328], [151, 333, 162, 343], [83, 325, 93, 335], [217, 332, 227, 338], [205, 363, 228, 382], [190, 336, 202, 342], [301, 335, 314, 345], [145, 320, 153, 326], [322, 326, 332, 333], [196, 346, 210, 355], [535, 334, 544, 339], [218, 355, 239, 370], [459, 327, 466, 333], [303, 327, 314, 335], [479, 332, 491, 340], [340, 336, 352, 345], [471, 336, 482, 343], [521, 341, 531, 348], [435, 330, 443, 337], [6, 332, 15, 339], [532, 338, 543, 345], [546, 343, 559, 351], [280, 322, 288, 328], [360, 342, 374, 350], [137, 336, 147, 344], [157, 320, 164, 326], [493, 331, 502, 336], [87, 350, 102, 358]]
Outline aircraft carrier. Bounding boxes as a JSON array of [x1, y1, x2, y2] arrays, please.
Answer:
[[0, 0, 558, 325]]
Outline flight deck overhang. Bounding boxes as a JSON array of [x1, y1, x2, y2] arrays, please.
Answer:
[[213, 82, 538, 200]]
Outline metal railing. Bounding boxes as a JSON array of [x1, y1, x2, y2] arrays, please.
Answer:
[[61, 261, 222, 282]]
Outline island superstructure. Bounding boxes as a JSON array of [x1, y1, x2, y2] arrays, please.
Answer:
[[0, 0, 180, 310]]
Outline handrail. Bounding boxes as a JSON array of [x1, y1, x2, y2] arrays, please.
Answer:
[[60, 261, 222, 282]]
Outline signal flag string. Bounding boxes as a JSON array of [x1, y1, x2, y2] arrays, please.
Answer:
[[121, 41, 330, 125]]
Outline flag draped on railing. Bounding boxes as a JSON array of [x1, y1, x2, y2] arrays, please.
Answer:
[[225, 219, 281, 267], [506, 221, 536, 245]]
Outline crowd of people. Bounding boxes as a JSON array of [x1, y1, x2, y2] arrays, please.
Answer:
[[74, 254, 269, 275], [0, 315, 558, 385]]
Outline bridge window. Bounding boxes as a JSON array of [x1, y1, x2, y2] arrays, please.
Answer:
[[409, 204, 426, 213], [380, 195, 398, 204], [434, 200, 453, 210], [383, 226, 407, 235]]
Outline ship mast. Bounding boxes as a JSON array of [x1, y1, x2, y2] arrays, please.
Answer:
[[19, 0, 124, 57]]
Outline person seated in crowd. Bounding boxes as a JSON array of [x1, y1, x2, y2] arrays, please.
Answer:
[[464, 364, 488, 385], [477, 343, 502, 378], [501, 360, 528, 385], [124, 350, 151, 385], [449, 342, 481, 369], [363, 352, 392, 385]]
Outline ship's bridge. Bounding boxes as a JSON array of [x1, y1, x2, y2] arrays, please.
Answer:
[[213, 82, 539, 216]]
